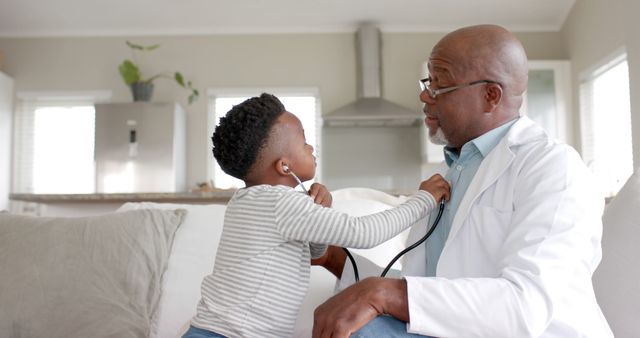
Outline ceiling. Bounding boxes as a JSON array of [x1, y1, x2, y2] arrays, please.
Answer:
[[0, 0, 576, 37]]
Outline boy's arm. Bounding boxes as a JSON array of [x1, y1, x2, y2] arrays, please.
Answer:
[[308, 183, 332, 259], [275, 190, 436, 249]]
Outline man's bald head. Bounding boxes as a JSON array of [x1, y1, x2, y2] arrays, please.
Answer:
[[432, 24, 529, 112]]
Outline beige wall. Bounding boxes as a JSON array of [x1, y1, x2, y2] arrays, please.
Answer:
[[562, 0, 640, 167], [0, 31, 565, 190]]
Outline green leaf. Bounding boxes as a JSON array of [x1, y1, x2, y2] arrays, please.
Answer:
[[118, 59, 141, 85], [174, 72, 185, 87], [126, 41, 145, 51], [126, 41, 160, 51]]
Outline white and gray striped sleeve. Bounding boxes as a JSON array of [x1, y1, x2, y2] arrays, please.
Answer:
[[274, 190, 436, 249]]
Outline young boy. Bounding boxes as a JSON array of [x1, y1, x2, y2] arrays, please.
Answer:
[[183, 93, 450, 338]]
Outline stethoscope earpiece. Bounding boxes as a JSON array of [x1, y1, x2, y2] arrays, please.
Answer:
[[283, 165, 308, 194]]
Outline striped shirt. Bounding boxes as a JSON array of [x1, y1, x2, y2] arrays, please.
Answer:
[[191, 184, 436, 338]]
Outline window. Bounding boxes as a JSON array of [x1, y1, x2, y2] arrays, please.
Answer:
[[208, 89, 321, 190], [13, 91, 111, 193], [580, 53, 633, 197]]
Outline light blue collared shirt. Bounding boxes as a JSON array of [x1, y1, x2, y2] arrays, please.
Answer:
[[424, 118, 518, 276]]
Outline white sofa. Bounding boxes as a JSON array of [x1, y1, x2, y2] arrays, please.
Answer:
[[0, 188, 411, 338], [1, 177, 637, 338], [592, 169, 640, 338]]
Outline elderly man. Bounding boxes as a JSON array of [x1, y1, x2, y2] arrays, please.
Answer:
[[312, 25, 613, 338]]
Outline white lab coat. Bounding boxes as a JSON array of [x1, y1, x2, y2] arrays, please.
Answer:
[[338, 116, 613, 338]]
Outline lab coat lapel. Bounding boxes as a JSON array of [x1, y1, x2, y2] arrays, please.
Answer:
[[443, 116, 542, 245], [446, 141, 514, 243]]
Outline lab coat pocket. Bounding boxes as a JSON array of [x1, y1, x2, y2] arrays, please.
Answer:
[[464, 205, 513, 272]]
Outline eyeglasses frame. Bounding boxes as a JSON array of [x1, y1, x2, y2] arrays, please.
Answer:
[[419, 77, 502, 99]]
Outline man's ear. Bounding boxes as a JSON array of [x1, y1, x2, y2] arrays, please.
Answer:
[[483, 83, 503, 112], [275, 158, 290, 176]]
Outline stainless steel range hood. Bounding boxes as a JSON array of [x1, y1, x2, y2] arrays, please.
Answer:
[[323, 23, 422, 127]]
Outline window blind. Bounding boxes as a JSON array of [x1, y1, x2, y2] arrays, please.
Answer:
[[579, 57, 633, 197], [12, 91, 111, 193]]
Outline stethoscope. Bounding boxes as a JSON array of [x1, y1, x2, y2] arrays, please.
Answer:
[[284, 165, 446, 282]]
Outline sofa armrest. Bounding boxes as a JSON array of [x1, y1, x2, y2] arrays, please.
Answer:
[[593, 169, 640, 337]]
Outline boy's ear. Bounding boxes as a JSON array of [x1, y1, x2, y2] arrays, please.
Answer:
[[275, 158, 289, 176]]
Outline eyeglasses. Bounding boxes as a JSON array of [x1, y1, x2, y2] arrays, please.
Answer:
[[419, 77, 502, 99]]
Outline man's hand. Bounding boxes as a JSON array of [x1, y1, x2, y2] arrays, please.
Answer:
[[308, 183, 332, 207], [312, 277, 409, 338]]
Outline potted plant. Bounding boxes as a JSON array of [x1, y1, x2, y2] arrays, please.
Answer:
[[118, 41, 199, 104]]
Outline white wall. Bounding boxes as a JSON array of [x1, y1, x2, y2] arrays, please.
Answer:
[[0, 32, 565, 192], [562, 0, 640, 167]]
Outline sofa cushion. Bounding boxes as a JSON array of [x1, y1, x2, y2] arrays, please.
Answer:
[[593, 169, 640, 337], [0, 208, 186, 338]]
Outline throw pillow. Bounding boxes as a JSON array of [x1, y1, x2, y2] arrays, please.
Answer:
[[0, 209, 186, 338], [117, 202, 227, 338]]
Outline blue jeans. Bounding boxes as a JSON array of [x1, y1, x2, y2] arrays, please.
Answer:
[[351, 315, 434, 338], [182, 325, 227, 338]]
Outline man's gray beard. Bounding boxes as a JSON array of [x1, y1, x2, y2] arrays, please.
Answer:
[[429, 127, 449, 145]]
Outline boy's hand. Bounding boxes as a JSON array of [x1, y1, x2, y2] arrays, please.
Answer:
[[419, 174, 451, 203], [309, 183, 333, 207]]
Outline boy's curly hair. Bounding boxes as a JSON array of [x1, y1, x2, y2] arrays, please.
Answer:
[[212, 93, 285, 180]]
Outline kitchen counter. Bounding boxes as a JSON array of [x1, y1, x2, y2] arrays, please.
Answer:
[[9, 188, 416, 217], [10, 190, 236, 205]]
